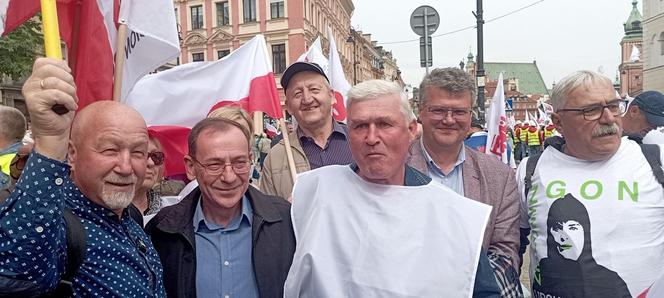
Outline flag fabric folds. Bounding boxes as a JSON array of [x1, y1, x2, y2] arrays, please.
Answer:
[[124, 35, 282, 175], [118, 0, 180, 101], [2, 0, 117, 110], [486, 72, 509, 164], [327, 27, 350, 121]]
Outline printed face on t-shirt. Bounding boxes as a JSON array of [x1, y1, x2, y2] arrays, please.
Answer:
[[550, 220, 584, 261]]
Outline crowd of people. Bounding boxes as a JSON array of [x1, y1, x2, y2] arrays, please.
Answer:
[[1, 56, 664, 298]]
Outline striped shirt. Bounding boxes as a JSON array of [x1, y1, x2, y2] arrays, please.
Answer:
[[297, 121, 354, 169]]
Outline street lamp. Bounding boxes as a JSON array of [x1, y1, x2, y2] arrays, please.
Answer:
[[346, 28, 358, 85]]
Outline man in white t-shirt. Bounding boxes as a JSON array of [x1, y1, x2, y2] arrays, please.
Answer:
[[517, 70, 664, 297], [622, 90, 664, 144]]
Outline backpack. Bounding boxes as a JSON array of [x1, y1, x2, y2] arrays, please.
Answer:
[[0, 208, 86, 298], [518, 136, 664, 267]]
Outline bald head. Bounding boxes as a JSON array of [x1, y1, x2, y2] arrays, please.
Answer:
[[71, 101, 147, 146], [67, 101, 149, 215]]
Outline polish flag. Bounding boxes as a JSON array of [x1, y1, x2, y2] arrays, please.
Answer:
[[296, 29, 350, 121], [2, 0, 117, 110], [124, 35, 282, 175], [486, 72, 509, 164]]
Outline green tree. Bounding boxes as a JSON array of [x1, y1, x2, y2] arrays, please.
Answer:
[[0, 18, 42, 80]]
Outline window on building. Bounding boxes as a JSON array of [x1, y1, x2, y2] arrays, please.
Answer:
[[192, 52, 204, 62], [243, 0, 256, 22], [272, 44, 286, 74], [271, 0, 285, 19], [216, 2, 230, 26], [218, 50, 230, 59], [191, 5, 203, 29]]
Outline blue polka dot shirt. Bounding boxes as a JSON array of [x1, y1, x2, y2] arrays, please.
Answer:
[[0, 152, 166, 297]]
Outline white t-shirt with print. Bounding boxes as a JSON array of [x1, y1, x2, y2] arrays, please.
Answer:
[[517, 137, 664, 297]]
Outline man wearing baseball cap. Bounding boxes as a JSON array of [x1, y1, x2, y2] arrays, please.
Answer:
[[622, 90, 664, 144], [260, 62, 354, 199]]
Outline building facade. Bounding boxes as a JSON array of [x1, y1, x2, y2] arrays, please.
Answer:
[[619, 0, 644, 96], [466, 53, 549, 122], [643, 0, 664, 91], [174, 0, 403, 129]]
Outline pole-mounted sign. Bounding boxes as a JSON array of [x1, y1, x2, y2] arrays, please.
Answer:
[[410, 5, 439, 74]]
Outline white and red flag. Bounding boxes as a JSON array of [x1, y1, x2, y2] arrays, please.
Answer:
[[123, 35, 282, 175], [326, 26, 350, 121], [296, 29, 350, 121], [118, 0, 180, 100], [2, 0, 117, 110], [486, 72, 509, 164]]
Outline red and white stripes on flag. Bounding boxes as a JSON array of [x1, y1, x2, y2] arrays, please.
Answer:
[[2, 0, 117, 110], [486, 72, 509, 164], [123, 35, 282, 175]]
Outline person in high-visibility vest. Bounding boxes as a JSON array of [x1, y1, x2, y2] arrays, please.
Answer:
[[519, 121, 530, 157], [513, 121, 524, 161], [526, 120, 541, 156], [543, 121, 557, 140], [0, 106, 27, 190]]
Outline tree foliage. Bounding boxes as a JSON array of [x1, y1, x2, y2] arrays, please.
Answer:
[[0, 19, 42, 81]]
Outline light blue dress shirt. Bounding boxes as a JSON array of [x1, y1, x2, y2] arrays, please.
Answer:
[[193, 195, 259, 298], [421, 138, 466, 196]]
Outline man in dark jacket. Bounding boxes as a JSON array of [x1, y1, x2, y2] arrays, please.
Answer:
[[146, 117, 295, 298]]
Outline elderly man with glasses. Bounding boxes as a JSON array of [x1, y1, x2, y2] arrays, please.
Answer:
[[517, 70, 664, 297], [406, 67, 522, 297], [146, 117, 295, 298]]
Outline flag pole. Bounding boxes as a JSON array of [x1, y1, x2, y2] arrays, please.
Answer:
[[41, 0, 62, 59], [41, 0, 69, 115], [112, 21, 128, 101], [279, 118, 298, 182]]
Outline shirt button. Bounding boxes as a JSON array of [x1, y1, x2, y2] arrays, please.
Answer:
[[224, 260, 230, 266], [35, 226, 44, 233], [54, 178, 63, 185], [224, 295, 230, 298]]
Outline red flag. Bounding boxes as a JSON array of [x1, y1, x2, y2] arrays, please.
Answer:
[[3, 0, 118, 110]]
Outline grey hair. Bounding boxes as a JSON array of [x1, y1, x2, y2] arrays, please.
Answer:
[[551, 70, 613, 111], [0, 106, 26, 143], [347, 79, 414, 123], [419, 67, 476, 106]]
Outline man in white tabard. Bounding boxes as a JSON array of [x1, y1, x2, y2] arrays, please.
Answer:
[[518, 70, 664, 297], [284, 80, 501, 297], [622, 90, 664, 144]]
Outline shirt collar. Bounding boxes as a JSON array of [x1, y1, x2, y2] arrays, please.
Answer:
[[421, 138, 465, 175], [0, 141, 23, 155], [193, 194, 253, 232], [348, 163, 431, 186], [297, 120, 348, 140]]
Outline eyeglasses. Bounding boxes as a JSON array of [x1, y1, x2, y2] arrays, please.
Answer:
[[148, 151, 165, 166], [192, 158, 251, 175], [425, 106, 471, 120], [556, 99, 628, 121]]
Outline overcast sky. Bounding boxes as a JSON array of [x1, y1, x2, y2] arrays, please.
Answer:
[[351, 0, 640, 89]]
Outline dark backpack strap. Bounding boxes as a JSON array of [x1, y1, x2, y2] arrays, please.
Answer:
[[639, 143, 664, 187], [51, 209, 86, 297], [523, 153, 542, 200]]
